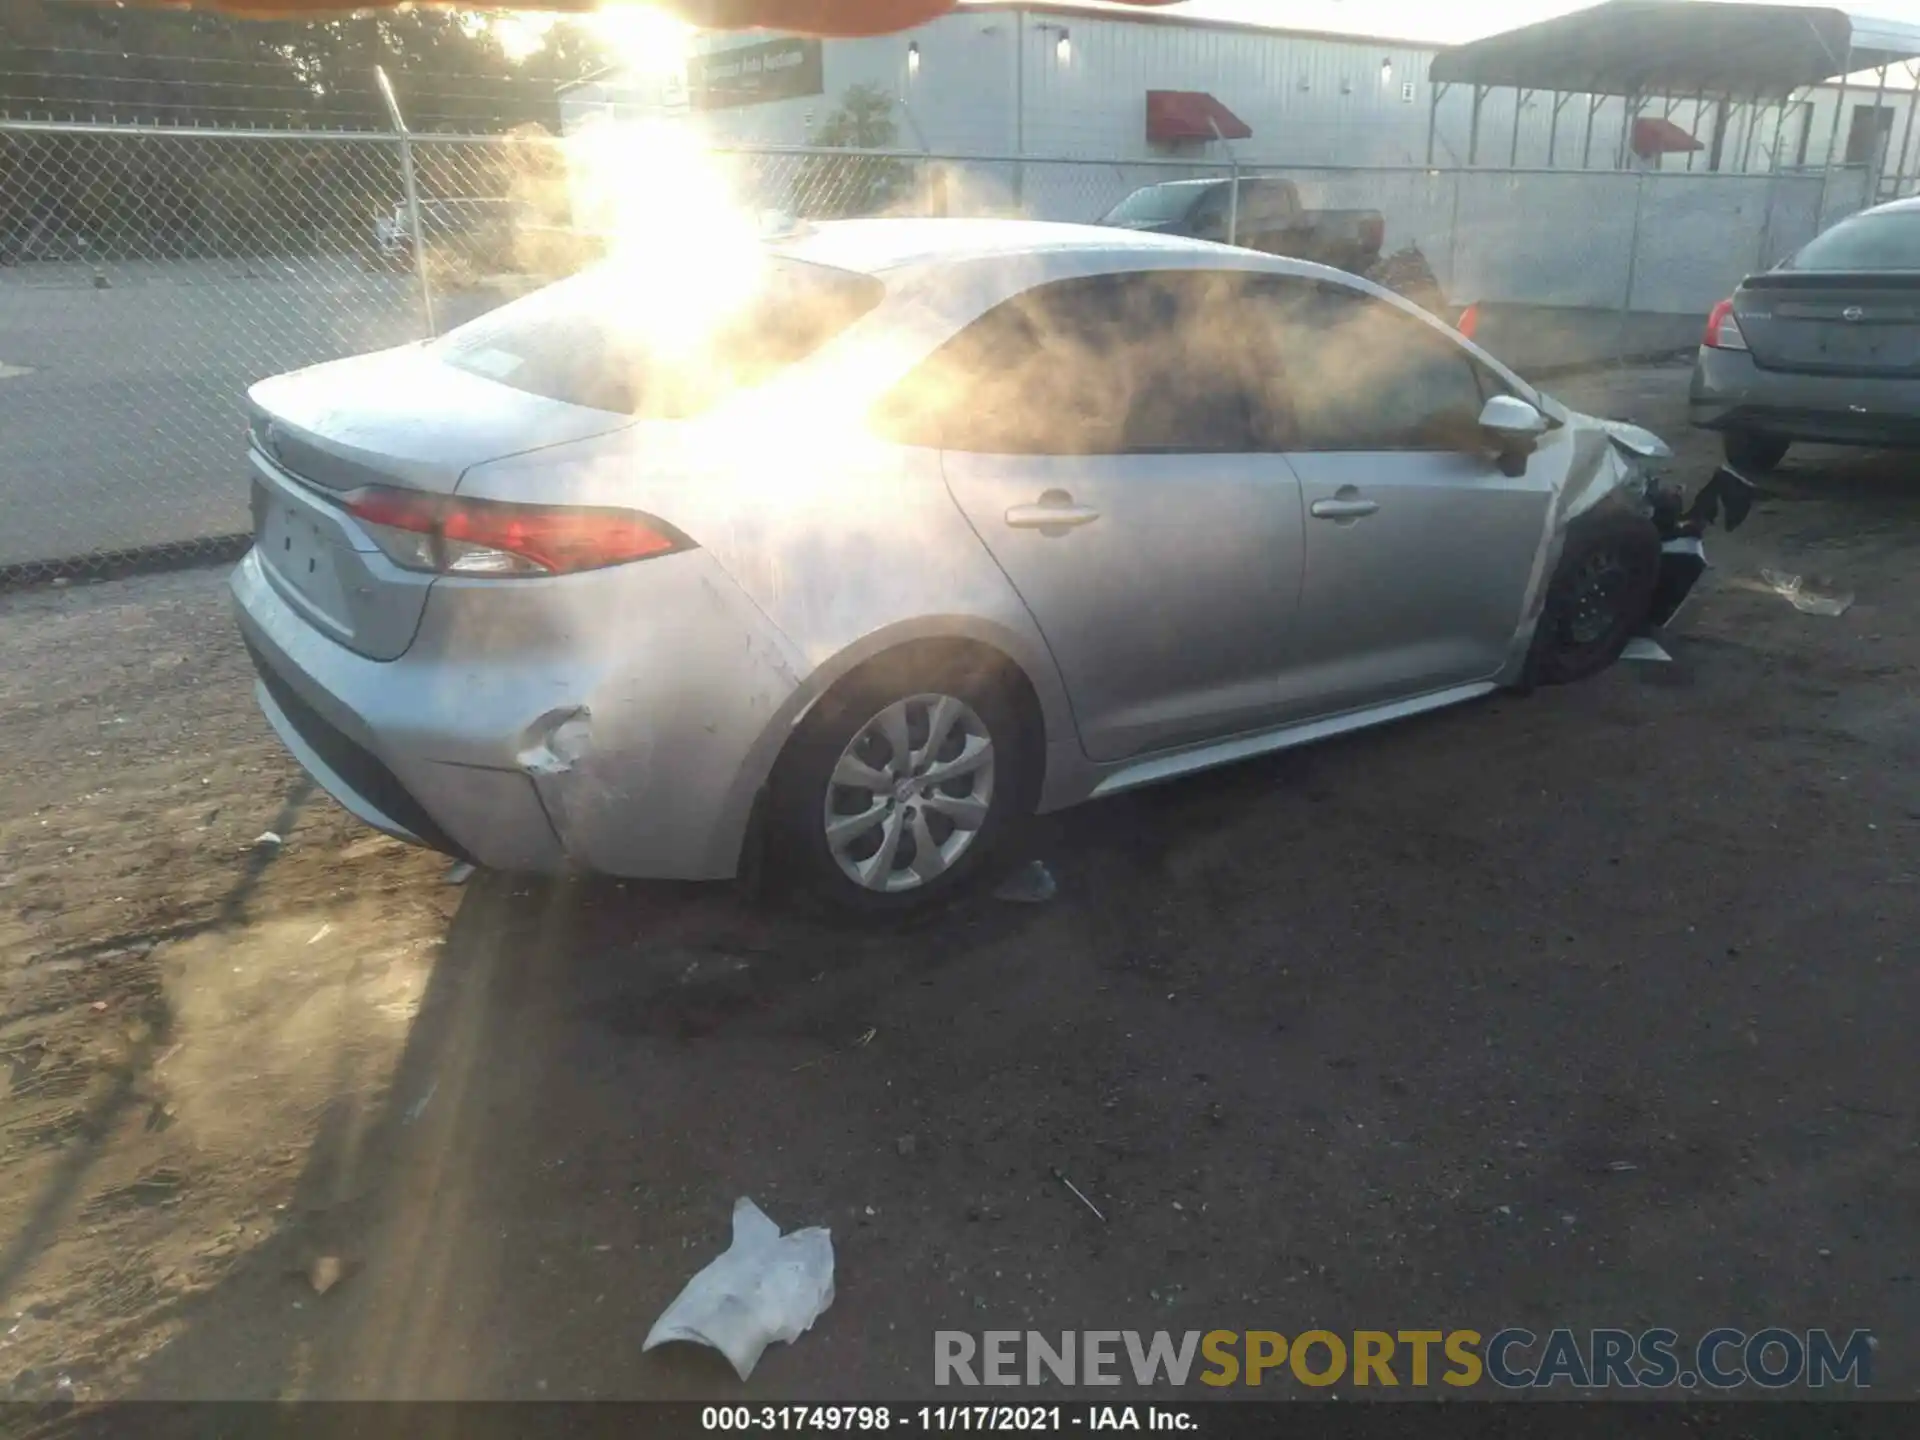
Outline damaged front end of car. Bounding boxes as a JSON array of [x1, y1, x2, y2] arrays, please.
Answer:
[[1503, 415, 1757, 685], [1645, 463, 1757, 627], [1598, 416, 1760, 628]]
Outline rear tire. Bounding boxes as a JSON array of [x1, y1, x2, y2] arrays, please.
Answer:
[[770, 648, 1029, 914], [1724, 429, 1789, 472], [1525, 513, 1662, 686]]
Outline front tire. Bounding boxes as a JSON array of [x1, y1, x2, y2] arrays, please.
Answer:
[[1525, 514, 1662, 686], [770, 650, 1028, 913], [1724, 429, 1789, 472]]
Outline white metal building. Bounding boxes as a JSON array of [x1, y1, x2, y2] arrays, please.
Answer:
[[559, 0, 1920, 179]]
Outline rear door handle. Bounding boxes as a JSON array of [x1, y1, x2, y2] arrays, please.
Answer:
[[1006, 501, 1101, 530], [1310, 498, 1379, 520]]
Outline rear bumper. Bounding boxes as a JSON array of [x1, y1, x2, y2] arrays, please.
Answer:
[[1688, 345, 1920, 447], [246, 634, 478, 864], [230, 545, 807, 880]]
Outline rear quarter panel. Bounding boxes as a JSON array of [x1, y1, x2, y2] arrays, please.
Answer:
[[454, 297, 1081, 834]]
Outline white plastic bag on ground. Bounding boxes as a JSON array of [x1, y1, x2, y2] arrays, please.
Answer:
[[643, 1197, 835, 1381]]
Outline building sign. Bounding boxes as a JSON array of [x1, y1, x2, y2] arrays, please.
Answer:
[[688, 37, 825, 110]]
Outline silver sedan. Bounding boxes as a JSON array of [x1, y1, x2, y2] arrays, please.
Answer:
[[232, 219, 1699, 911]]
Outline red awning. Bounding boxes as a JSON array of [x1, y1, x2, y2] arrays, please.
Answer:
[[1631, 116, 1705, 158], [1147, 91, 1253, 144]]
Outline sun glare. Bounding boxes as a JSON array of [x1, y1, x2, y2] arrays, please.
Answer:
[[581, 5, 695, 78], [490, 9, 771, 368], [490, 13, 553, 63], [564, 118, 769, 356]]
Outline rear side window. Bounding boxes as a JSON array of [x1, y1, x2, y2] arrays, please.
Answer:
[[438, 258, 884, 416], [872, 271, 1273, 455], [1786, 210, 1920, 272]]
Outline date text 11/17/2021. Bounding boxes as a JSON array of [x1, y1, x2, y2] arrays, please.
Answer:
[[701, 1406, 1196, 1432]]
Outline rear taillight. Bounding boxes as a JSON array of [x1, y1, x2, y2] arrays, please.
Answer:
[[1704, 298, 1748, 351], [343, 487, 689, 577], [1456, 303, 1480, 340]]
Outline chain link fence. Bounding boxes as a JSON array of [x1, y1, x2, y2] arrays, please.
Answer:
[[0, 116, 1876, 584]]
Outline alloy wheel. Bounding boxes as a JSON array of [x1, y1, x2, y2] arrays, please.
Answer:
[[823, 692, 996, 894]]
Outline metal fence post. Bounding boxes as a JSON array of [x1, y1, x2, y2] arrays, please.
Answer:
[[1815, 50, 1852, 231], [1228, 157, 1240, 246], [1892, 63, 1920, 199], [1208, 115, 1240, 244], [1444, 165, 1464, 302], [1012, 8, 1026, 212], [1616, 167, 1648, 365], [1756, 165, 1781, 271], [375, 66, 436, 338]]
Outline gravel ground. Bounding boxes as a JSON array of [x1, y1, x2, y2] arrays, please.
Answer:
[[2, 363, 1917, 1404]]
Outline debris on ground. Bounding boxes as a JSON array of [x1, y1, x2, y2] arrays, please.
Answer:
[[445, 860, 476, 885], [1760, 569, 1855, 617], [307, 1256, 345, 1295], [403, 1081, 438, 1125], [1051, 1166, 1105, 1223], [1621, 637, 1673, 663], [643, 1198, 834, 1381], [252, 831, 282, 849], [790, 1026, 878, 1074], [994, 860, 1057, 904]]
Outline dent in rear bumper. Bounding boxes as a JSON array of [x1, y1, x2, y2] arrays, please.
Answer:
[[234, 550, 566, 871], [252, 676, 429, 848], [231, 545, 806, 881]]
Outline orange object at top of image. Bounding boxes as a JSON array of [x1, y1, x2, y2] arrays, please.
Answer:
[[122, 0, 1185, 35]]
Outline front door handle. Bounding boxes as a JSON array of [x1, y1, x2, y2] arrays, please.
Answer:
[[1006, 493, 1101, 530], [1310, 498, 1380, 520]]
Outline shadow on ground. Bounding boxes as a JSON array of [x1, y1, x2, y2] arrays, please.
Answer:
[[10, 424, 1917, 1405], [118, 619, 1920, 1398]]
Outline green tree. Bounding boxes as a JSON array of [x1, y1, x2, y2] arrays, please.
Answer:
[[0, 3, 615, 256], [814, 82, 899, 150], [795, 82, 916, 219]]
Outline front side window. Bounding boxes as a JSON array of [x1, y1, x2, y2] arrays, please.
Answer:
[[1280, 285, 1495, 451], [873, 271, 1271, 455]]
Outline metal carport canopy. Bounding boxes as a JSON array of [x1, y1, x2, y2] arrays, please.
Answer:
[[1428, 1, 1920, 101]]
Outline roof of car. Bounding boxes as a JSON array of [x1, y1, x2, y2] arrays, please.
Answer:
[[1861, 195, 1920, 218], [770, 218, 1242, 278]]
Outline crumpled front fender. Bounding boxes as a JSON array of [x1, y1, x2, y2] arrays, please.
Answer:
[[1498, 421, 1659, 682]]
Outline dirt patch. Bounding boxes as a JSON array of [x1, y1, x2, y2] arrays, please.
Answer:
[[2, 369, 1918, 1401]]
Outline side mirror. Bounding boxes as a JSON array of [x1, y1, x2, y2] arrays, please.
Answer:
[[1479, 395, 1545, 476], [1479, 394, 1546, 443]]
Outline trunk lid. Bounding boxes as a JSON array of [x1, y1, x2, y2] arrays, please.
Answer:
[[246, 343, 633, 660], [1733, 272, 1920, 377]]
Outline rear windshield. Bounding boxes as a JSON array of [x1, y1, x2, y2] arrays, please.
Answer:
[[1102, 185, 1208, 227], [1785, 209, 1920, 272], [436, 257, 885, 416]]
